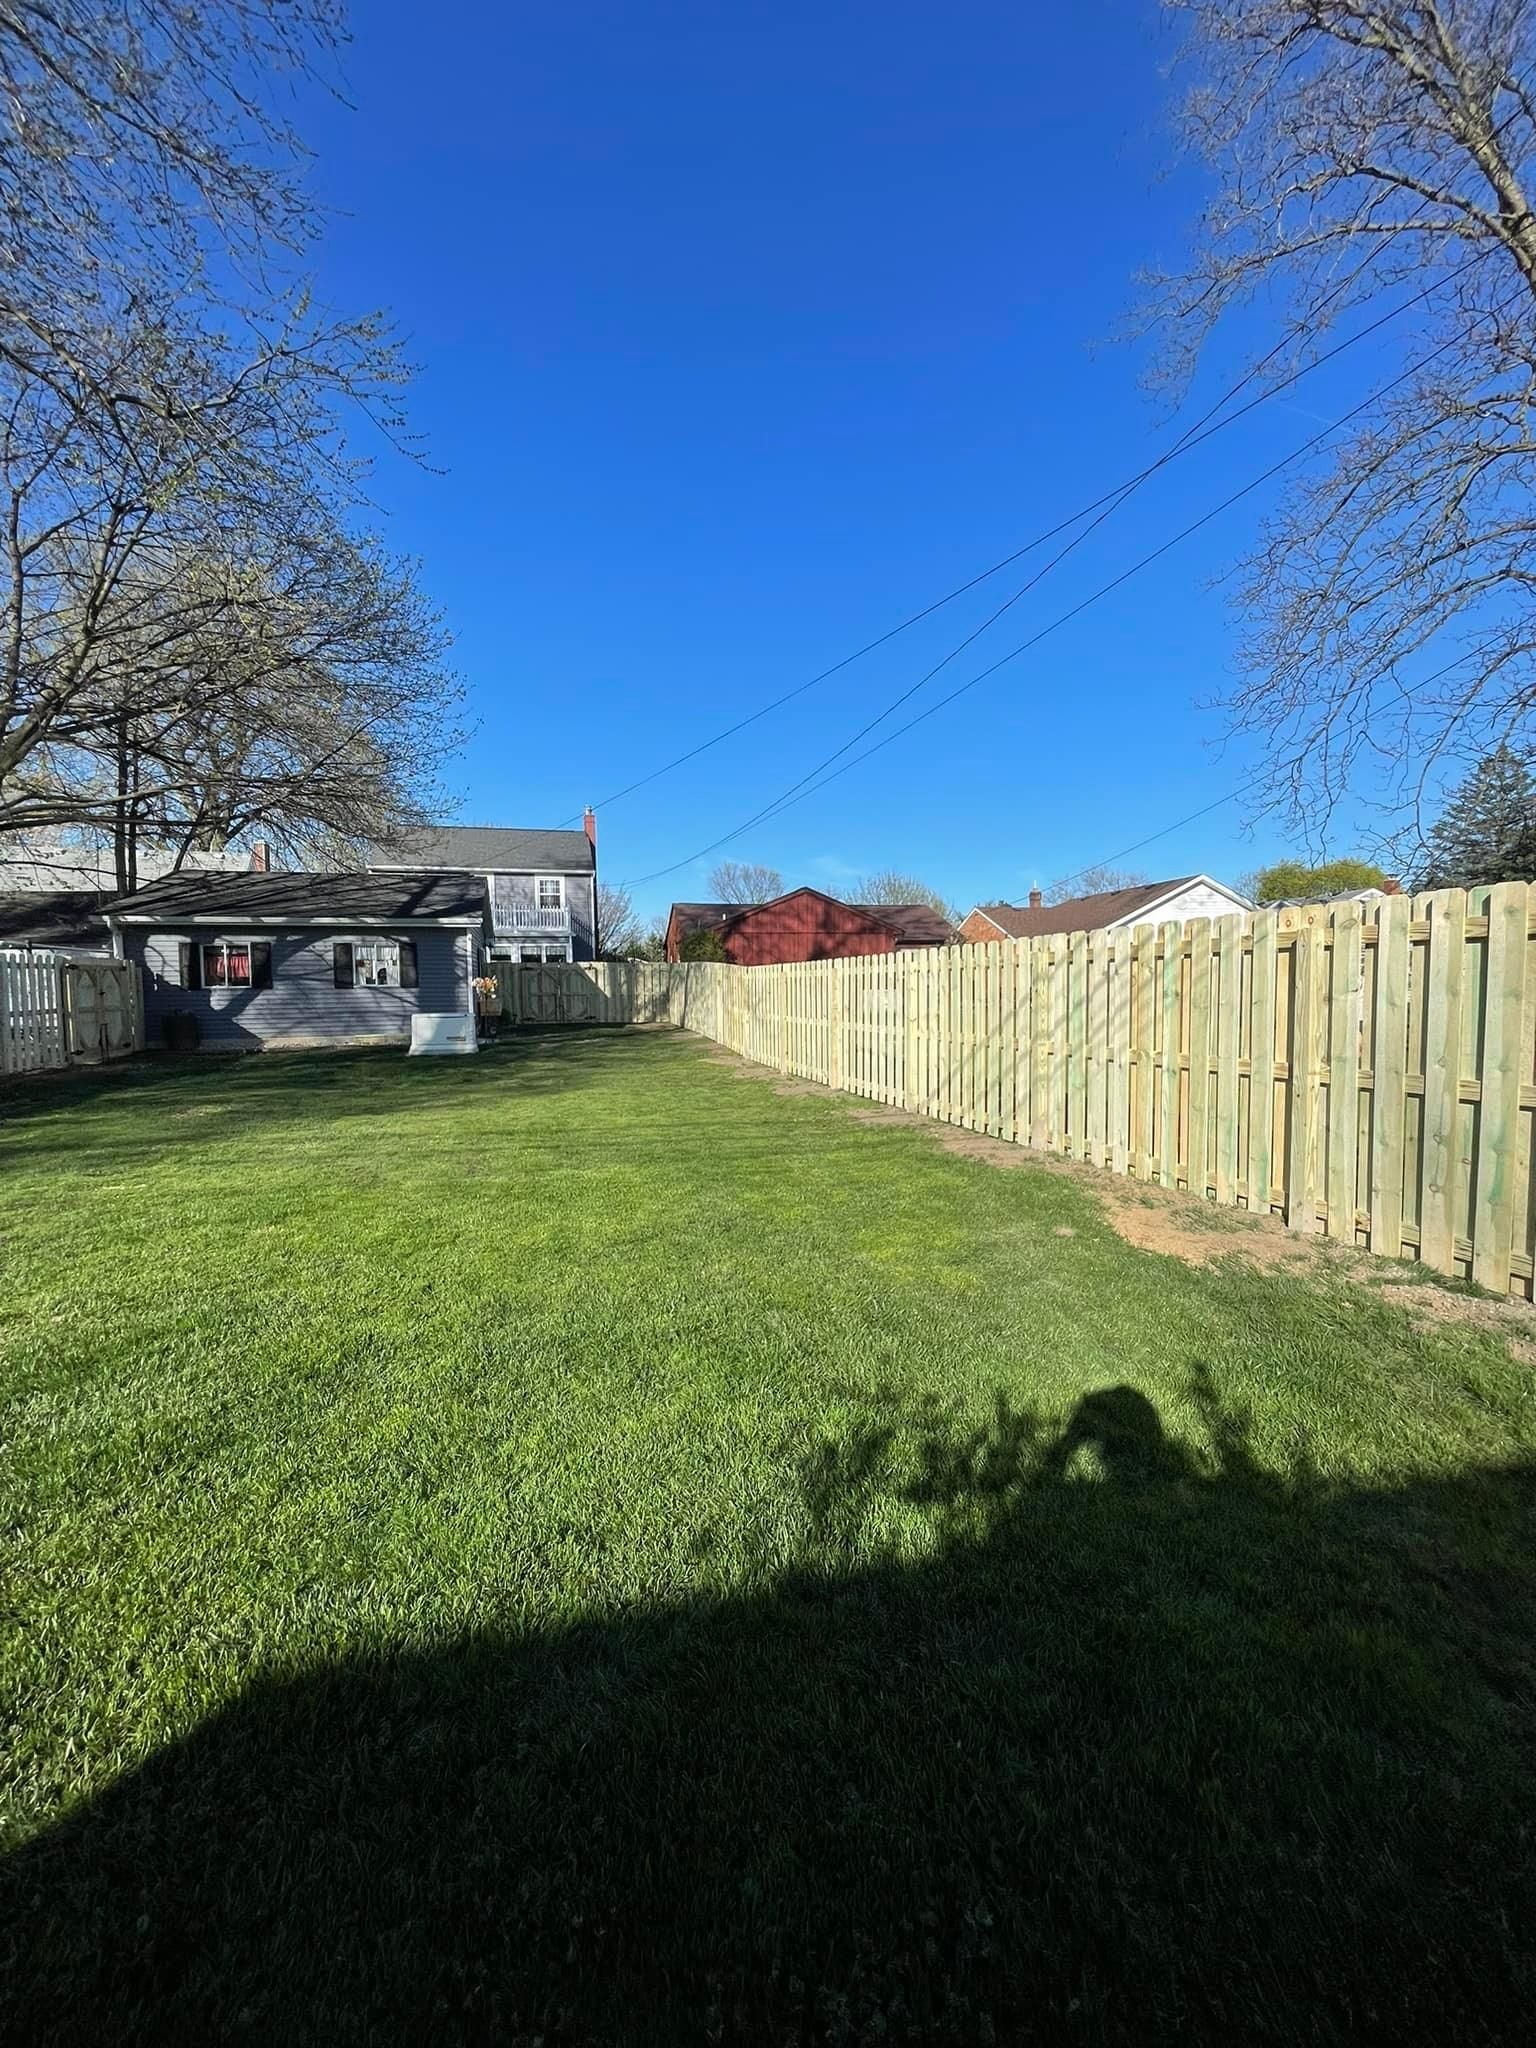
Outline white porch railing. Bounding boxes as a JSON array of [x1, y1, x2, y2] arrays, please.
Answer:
[[494, 906, 569, 933]]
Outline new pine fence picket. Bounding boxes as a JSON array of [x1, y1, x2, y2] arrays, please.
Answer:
[[538, 884, 1536, 1297]]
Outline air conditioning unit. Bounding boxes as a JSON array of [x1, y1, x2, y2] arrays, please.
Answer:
[[409, 1012, 477, 1056]]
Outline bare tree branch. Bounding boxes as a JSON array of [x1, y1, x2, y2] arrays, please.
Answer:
[[1148, 2, 1536, 840], [0, 5, 460, 877], [709, 860, 783, 904]]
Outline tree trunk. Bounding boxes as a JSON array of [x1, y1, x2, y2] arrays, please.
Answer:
[[113, 711, 130, 895]]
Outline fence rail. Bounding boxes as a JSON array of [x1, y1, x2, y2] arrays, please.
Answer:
[[536, 885, 1536, 1297], [0, 951, 143, 1077]]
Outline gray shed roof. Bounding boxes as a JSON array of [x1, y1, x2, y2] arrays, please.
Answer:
[[366, 824, 594, 873], [109, 869, 487, 924]]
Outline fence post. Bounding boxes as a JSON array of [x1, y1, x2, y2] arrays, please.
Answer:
[[1419, 890, 1466, 1275], [1287, 913, 1323, 1234], [1248, 911, 1277, 1216], [1212, 915, 1243, 1205], [1368, 893, 1412, 1262], [1323, 903, 1364, 1247], [1472, 881, 1529, 1291]]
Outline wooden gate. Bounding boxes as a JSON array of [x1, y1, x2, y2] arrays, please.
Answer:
[[1, 951, 142, 1075], [64, 959, 140, 1062], [493, 963, 610, 1026]]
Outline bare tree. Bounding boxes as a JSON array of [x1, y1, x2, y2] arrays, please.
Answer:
[[708, 859, 782, 903], [0, 3, 456, 881], [1045, 864, 1150, 905], [1148, 1, 1536, 847], [597, 882, 652, 956], [0, 3, 348, 361], [0, 322, 454, 882], [852, 868, 958, 919]]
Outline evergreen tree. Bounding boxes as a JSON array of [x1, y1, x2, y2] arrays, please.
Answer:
[[1418, 747, 1536, 890]]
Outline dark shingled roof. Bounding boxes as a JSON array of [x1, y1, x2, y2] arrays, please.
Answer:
[[856, 902, 954, 946], [971, 878, 1203, 940], [109, 869, 487, 924], [667, 901, 736, 942], [0, 889, 113, 948], [366, 824, 594, 873]]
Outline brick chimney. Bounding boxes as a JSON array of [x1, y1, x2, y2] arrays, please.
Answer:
[[1028, 886, 1043, 909], [583, 807, 597, 850], [1381, 876, 1402, 895], [248, 839, 271, 873]]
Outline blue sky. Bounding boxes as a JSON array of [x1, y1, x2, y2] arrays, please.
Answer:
[[294, 0, 1389, 919]]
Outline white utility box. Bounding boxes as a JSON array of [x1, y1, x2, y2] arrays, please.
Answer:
[[409, 1012, 478, 1056]]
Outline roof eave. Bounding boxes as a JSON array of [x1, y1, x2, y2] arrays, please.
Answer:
[[109, 911, 483, 928]]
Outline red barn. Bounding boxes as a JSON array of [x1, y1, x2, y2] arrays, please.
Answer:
[[664, 888, 952, 964]]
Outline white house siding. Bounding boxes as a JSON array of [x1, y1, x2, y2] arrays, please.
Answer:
[[1123, 881, 1247, 928], [128, 927, 470, 1047]]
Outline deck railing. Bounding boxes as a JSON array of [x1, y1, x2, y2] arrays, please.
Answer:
[[492, 906, 569, 933]]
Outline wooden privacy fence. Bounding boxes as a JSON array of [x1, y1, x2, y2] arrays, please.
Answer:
[[0, 951, 143, 1077], [492, 959, 686, 1028], [542, 885, 1536, 1297]]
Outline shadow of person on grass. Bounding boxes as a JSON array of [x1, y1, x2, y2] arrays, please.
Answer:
[[4, 1371, 1535, 2046]]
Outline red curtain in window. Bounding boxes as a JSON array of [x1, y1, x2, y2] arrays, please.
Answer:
[[201, 944, 251, 987]]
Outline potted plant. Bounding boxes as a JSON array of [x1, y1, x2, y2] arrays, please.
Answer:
[[472, 974, 501, 1040]]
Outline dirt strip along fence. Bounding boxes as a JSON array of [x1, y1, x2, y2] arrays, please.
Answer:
[[517, 883, 1536, 1298], [0, 951, 143, 1077]]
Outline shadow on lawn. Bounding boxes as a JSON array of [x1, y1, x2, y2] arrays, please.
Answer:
[[4, 1374, 1535, 2046], [0, 1029, 642, 1164]]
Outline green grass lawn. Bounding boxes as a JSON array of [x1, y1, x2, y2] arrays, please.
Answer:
[[3, 1028, 1535, 2045]]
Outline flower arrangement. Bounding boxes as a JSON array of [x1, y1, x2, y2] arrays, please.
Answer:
[[472, 975, 499, 999]]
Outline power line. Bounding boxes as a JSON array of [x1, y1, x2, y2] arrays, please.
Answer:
[[1040, 650, 1481, 896], [567, 242, 1479, 833], [617, 320, 1474, 889]]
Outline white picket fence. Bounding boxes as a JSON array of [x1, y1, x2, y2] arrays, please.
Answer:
[[0, 950, 143, 1077]]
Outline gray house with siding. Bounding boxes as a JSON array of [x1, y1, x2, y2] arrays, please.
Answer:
[[365, 819, 598, 964], [109, 870, 485, 1050]]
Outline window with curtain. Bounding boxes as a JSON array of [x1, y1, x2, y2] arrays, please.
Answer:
[[354, 939, 400, 985], [189, 939, 271, 990], [203, 941, 250, 987], [332, 937, 419, 989], [537, 875, 564, 911]]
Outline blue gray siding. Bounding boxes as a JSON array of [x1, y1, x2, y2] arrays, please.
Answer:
[[127, 926, 471, 1047], [484, 870, 597, 961], [569, 871, 597, 960]]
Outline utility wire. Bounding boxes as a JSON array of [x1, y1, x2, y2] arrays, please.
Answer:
[[617, 321, 1472, 889], [1043, 650, 1482, 894], [567, 240, 1480, 833]]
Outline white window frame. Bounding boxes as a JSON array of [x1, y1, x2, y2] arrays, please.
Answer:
[[351, 936, 403, 987], [536, 874, 565, 913], [202, 936, 258, 989]]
